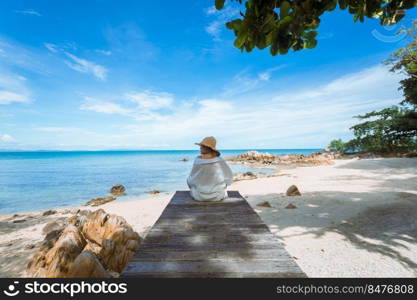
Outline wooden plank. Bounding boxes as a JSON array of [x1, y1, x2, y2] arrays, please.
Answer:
[[122, 272, 306, 278], [123, 261, 306, 278], [121, 191, 306, 278], [141, 233, 281, 246], [150, 223, 270, 233], [132, 249, 292, 262]]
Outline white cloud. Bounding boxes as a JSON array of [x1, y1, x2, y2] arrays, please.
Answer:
[[14, 9, 42, 16], [1, 134, 16, 142], [223, 66, 286, 97], [50, 64, 403, 150], [96, 49, 112, 56], [0, 72, 33, 104], [0, 37, 49, 74], [125, 90, 173, 110], [105, 64, 404, 149], [80, 97, 131, 115], [44, 43, 59, 53], [64, 52, 108, 80], [34, 127, 81, 132], [204, 5, 239, 41]]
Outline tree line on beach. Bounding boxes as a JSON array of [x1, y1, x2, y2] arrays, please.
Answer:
[[214, 0, 417, 155], [328, 21, 417, 155]]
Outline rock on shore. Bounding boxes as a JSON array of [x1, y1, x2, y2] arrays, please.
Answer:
[[26, 209, 141, 278], [226, 150, 336, 166]]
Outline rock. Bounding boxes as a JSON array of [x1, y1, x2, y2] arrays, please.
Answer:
[[12, 219, 26, 223], [25, 244, 36, 250], [286, 185, 301, 196], [61, 209, 77, 215], [27, 225, 87, 278], [110, 184, 125, 196], [42, 210, 57, 216], [26, 209, 141, 278], [285, 203, 297, 209], [42, 220, 68, 235], [179, 158, 188, 162], [228, 150, 335, 166], [85, 196, 116, 207], [12, 214, 20, 218], [77, 209, 92, 216], [67, 251, 111, 278], [257, 201, 272, 208], [148, 190, 160, 195]]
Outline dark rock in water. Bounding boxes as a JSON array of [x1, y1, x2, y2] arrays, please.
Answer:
[[110, 184, 126, 196], [148, 190, 161, 195], [85, 196, 116, 207], [286, 185, 301, 196], [12, 214, 20, 218], [179, 158, 188, 162], [12, 219, 26, 223], [257, 201, 272, 208], [285, 203, 297, 209], [42, 210, 57, 216]]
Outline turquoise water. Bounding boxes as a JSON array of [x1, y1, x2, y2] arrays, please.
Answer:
[[0, 149, 320, 214]]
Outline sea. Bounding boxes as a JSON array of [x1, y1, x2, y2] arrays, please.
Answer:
[[0, 149, 321, 214]]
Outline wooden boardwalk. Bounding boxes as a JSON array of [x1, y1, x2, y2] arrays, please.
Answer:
[[121, 191, 306, 278]]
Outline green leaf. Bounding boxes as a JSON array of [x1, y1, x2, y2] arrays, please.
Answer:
[[304, 38, 317, 49], [215, 0, 226, 10], [280, 1, 291, 18]]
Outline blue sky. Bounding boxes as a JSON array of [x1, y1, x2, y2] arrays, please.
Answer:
[[0, 0, 415, 150]]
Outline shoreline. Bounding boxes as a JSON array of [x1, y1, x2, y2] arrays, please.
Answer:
[[1, 156, 417, 277]]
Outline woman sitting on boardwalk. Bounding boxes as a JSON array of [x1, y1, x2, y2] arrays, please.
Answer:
[[187, 136, 233, 202]]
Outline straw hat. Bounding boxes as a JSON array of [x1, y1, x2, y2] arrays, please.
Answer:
[[195, 136, 219, 154]]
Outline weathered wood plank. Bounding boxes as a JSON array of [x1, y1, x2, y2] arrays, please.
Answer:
[[123, 261, 305, 277], [121, 191, 306, 278], [122, 272, 306, 278], [132, 248, 292, 261], [141, 233, 281, 246], [150, 223, 270, 233]]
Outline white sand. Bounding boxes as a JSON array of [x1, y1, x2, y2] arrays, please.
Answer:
[[233, 157, 417, 277], [1, 157, 416, 277]]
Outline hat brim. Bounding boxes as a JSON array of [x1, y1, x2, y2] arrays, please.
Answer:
[[195, 142, 219, 153]]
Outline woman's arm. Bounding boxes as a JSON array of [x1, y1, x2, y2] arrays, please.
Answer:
[[220, 160, 234, 186]]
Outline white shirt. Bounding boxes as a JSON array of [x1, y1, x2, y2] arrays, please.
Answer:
[[187, 155, 234, 202]]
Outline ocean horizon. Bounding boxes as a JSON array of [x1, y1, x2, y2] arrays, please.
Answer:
[[0, 148, 321, 214]]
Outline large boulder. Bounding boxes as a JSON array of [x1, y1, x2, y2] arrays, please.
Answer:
[[26, 209, 141, 278]]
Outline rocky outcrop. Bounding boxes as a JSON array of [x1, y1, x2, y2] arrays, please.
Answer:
[[42, 210, 57, 216], [226, 150, 335, 166], [110, 185, 126, 196], [26, 209, 141, 278], [85, 196, 116, 206]]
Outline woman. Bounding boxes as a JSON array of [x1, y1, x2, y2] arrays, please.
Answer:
[[187, 136, 233, 202]]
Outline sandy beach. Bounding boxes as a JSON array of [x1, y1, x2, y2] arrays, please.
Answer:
[[1, 156, 416, 277]]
